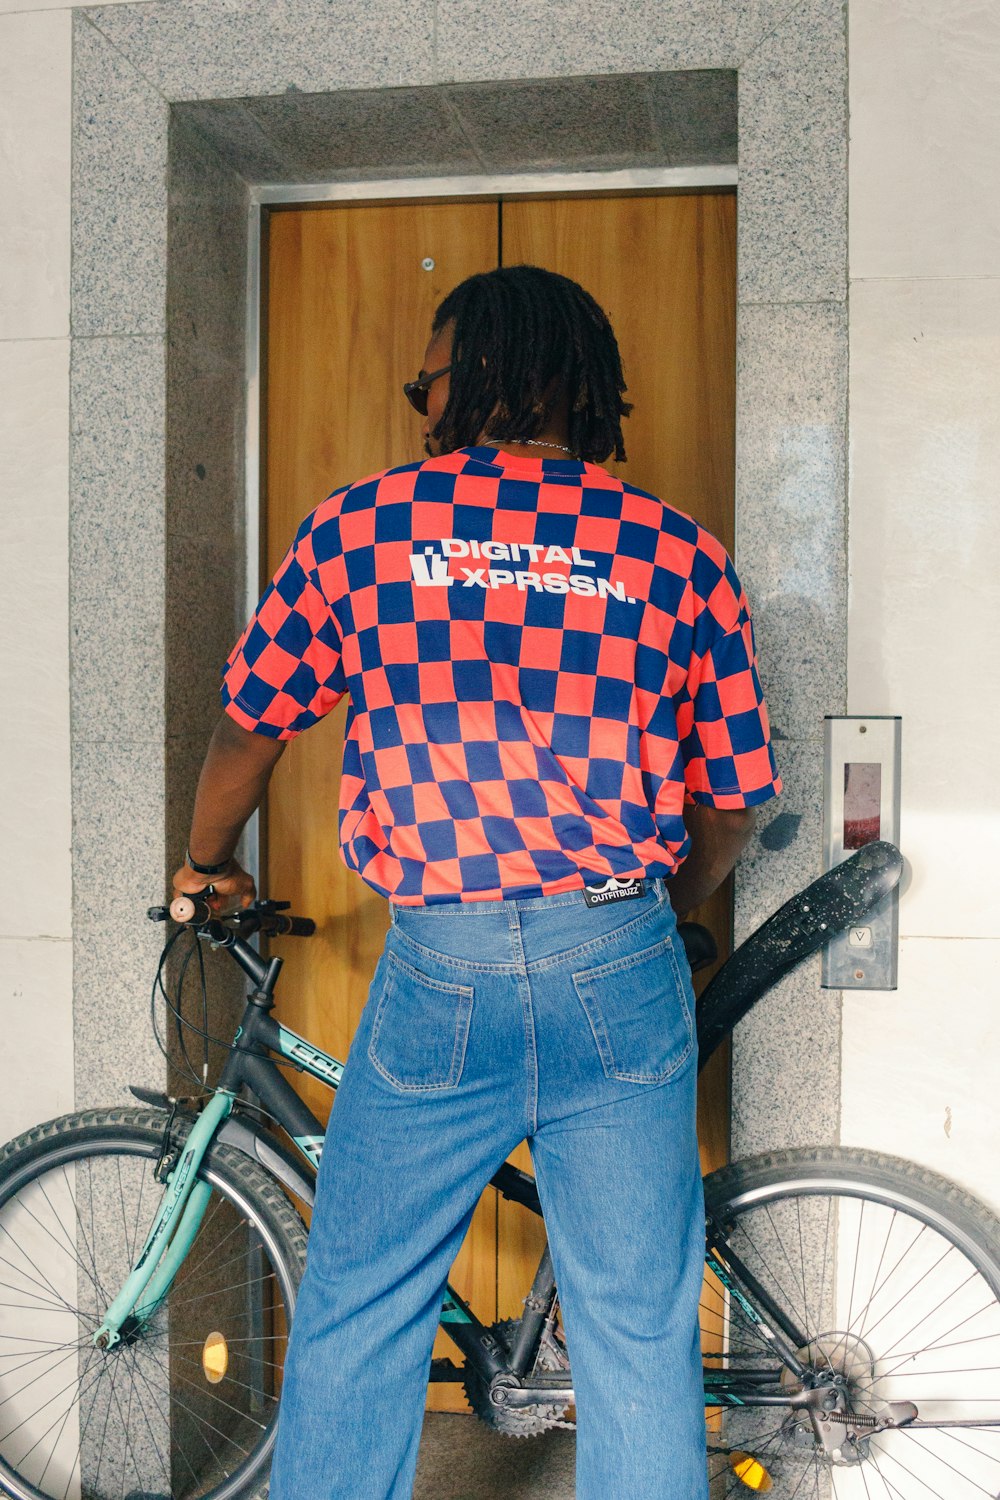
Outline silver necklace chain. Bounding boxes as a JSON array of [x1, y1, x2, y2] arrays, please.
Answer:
[[493, 438, 580, 459]]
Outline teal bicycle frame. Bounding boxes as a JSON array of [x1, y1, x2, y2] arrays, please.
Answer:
[[91, 963, 470, 1351]]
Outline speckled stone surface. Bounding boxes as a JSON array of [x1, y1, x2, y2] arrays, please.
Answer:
[[730, 955, 841, 1157], [737, 0, 848, 303], [214, 87, 481, 184], [72, 586, 166, 745], [736, 739, 825, 942], [165, 117, 247, 546], [436, 0, 736, 84], [177, 70, 739, 187], [71, 15, 168, 337], [735, 300, 848, 743], [731, 290, 847, 1151], [647, 69, 737, 165], [165, 111, 248, 938], [446, 75, 660, 172], [82, 0, 437, 100], [166, 368, 244, 538], [166, 532, 243, 749], [69, 335, 166, 742], [169, 99, 286, 184], [69, 334, 166, 592], [733, 0, 812, 61], [168, 115, 247, 367], [72, 741, 168, 1107]]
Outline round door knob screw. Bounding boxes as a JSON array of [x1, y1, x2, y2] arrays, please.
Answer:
[[421, 257, 435, 271]]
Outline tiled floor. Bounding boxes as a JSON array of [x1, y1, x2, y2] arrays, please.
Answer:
[[413, 1413, 575, 1499]]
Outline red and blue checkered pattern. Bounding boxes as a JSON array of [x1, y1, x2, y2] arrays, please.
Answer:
[[223, 446, 780, 904]]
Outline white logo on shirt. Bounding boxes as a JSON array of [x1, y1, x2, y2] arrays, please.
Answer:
[[409, 539, 637, 604]]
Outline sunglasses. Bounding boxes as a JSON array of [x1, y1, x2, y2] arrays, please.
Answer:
[[402, 364, 452, 416]]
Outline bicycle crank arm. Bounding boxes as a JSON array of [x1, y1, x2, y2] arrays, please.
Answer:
[[493, 1378, 575, 1408]]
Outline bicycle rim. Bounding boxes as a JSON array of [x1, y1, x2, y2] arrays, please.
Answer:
[[0, 1121, 302, 1500], [702, 1154, 1000, 1500]]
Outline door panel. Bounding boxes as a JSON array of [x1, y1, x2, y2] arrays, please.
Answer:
[[264, 202, 499, 1409], [501, 193, 735, 549], [497, 192, 737, 1319]]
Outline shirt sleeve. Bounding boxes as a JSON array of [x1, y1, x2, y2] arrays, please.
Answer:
[[678, 588, 782, 810], [221, 516, 346, 739]]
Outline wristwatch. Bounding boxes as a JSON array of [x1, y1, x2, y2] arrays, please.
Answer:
[[185, 848, 234, 877]]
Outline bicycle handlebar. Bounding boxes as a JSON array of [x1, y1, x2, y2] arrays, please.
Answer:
[[159, 896, 315, 938]]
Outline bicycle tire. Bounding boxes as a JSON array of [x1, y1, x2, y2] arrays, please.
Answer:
[[701, 1145, 1000, 1499], [0, 1105, 307, 1500]]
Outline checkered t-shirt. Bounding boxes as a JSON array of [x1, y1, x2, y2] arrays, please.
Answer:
[[222, 446, 781, 904]]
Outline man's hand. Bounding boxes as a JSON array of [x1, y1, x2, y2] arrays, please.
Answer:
[[667, 803, 757, 919], [171, 857, 257, 912]]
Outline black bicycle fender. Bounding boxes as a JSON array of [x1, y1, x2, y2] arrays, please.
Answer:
[[216, 1114, 316, 1208], [696, 839, 904, 1070]]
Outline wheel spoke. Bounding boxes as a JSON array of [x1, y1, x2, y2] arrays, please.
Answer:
[[702, 1156, 1000, 1499], [873, 1430, 987, 1498], [124, 1343, 203, 1493], [0, 1214, 83, 1315], [40, 1170, 108, 1305]]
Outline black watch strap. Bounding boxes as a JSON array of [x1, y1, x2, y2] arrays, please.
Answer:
[[185, 848, 234, 877]]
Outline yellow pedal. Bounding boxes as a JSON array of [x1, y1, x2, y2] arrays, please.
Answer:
[[201, 1331, 229, 1385], [730, 1452, 773, 1491]]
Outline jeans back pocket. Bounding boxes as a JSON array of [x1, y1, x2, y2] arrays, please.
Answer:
[[368, 951, 474, 1092], [572, 936, 694, 1084]]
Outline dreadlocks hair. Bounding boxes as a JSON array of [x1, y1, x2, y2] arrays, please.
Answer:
[[430, 265, 632, 464]]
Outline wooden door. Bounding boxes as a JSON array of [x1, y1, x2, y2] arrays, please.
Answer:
[[496, 193, 737, 1318], [263, 191, 736, 1406]]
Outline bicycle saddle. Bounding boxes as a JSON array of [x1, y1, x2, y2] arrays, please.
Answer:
[[695, 839, 904, 1071]]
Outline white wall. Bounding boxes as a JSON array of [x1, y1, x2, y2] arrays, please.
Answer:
[[0, 8, 76, 1138], [843, 1, 1000, 1212]]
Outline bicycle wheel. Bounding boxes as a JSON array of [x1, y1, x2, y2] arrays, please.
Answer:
[[0, 1105, 307, 1500], [701, 1147, 1000, 1499]]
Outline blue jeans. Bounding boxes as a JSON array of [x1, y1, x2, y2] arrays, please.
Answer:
[[268, 880, 707, 1499]]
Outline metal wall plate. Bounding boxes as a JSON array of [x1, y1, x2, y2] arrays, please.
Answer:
[[822, 717, 902, 990]]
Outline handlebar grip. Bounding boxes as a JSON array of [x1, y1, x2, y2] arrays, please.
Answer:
[[169, 893, 212, 925], [268, 914, 316, 938]]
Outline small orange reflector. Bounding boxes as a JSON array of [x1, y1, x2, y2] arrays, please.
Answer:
[[731, 1452, 773, 1491], [201, 1332, 228, 1385]]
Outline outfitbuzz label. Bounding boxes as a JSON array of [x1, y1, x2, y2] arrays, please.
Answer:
[[582, 877, 647, 907]]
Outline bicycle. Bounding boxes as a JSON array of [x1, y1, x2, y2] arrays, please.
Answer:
[[0, 839, 997, 1499]]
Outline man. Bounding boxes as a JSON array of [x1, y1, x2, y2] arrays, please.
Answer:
[[174, 265, 781, 1498]]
